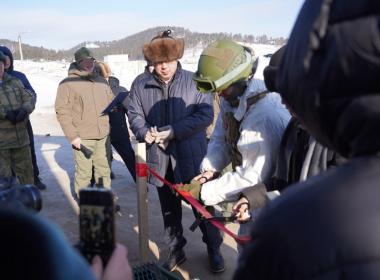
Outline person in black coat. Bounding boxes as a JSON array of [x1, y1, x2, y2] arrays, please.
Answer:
[[234, 0, 380, 279], [96, 61, 136, 181], [107, 76, 136, 181]]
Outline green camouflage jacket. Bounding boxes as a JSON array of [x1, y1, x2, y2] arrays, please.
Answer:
[[0, 73, 35, 149]]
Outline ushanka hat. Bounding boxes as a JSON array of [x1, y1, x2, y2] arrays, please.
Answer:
[[143, 30, 184, 64]]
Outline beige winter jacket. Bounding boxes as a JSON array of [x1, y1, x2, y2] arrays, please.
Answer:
[[55, 64, 114, 142]]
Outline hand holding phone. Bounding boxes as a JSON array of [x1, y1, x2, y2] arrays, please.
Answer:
[[79, 188, 115, 265]]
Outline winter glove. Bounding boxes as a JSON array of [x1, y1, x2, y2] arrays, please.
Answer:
[[151, 126, 174, 150], [5, 110, 17, 124], [176, 180, 202, 201], [150, 126, 166, 150], [15, 108, 28, 122], [157, 125, 174, 141]]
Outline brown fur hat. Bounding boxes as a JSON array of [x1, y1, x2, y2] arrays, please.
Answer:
[[143, 30, 185, 64]]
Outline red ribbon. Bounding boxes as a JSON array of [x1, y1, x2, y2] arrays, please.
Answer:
[[136, 163, 148, 177], [146, 166, 251, 245]]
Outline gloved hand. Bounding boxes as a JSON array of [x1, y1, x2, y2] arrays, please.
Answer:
[[5, 110, 17, 124], [157, 125, 174, 141], [176, 180, 202, 201], [151, 126, 173, 150], [15, 108, 28, 122]]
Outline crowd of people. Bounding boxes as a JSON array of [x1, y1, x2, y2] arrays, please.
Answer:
[[1, 0, 380, 279]]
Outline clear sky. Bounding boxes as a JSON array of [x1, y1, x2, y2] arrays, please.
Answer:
[[2, 0, 304, 50]]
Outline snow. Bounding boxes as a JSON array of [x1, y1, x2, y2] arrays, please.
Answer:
[[14, 43, 281, 112]]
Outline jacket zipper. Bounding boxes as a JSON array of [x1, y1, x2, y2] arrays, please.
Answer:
[[10, 87, 22, 145], [91, 82, 101, 137]]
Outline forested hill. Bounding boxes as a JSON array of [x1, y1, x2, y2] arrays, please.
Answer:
[[1, 26, 286, 61]]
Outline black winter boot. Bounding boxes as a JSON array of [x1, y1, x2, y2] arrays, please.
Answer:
[[34, 177, 47, 190], [162, 248, 186, 272]]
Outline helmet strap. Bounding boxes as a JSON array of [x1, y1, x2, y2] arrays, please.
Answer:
[[213, 50, 253, 90]]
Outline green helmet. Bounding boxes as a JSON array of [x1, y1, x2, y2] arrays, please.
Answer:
[[193, 39, 255, 93]]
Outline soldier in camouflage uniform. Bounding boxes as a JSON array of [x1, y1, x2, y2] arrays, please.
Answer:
[[0, 51, 35, 184]]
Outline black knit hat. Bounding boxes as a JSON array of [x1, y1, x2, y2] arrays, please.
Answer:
[[263, 45, 286, 92], [0, 51, 6, 64], [74, 47, 94, 62]]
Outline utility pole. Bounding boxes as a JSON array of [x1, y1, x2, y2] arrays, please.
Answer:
[[17, 31, 29, 60], [18, 34, 24, 60]]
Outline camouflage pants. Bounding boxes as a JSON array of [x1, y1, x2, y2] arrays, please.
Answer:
[[0, 145, 34, 184], [73, 136, 111, 195]]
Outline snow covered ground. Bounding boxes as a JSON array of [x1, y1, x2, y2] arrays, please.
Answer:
[[15, 43, 280, 112]]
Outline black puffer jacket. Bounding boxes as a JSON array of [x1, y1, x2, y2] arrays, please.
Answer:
[[234, 0, 380, 279], [277, 0, 380, 158]]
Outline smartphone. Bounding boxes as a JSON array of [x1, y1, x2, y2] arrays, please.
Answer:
[[79, 188, 115, 265]]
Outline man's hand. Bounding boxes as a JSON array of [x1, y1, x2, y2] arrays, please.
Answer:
[[15, 107, 28, 122], [144, 130, 155, 144], [232, 197, 251, 223], [71, 137, 82, 149], [177, 180, 202, 200], [193, 171, 218, 184], [91, 243, 132, 280]]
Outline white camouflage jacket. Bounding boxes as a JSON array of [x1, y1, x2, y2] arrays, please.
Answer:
[[200, 78, 291, 205]]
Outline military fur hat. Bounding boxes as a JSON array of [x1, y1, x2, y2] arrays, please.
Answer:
[[143, 30, 185, 64]]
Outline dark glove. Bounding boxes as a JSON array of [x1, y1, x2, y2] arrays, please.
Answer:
[[5, 110, 17, 124], [15, 108, 28, 122], [177, 180, 202, 201]]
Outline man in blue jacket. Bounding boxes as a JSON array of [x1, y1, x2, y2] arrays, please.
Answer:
[[0, 45, 46, 190], [127, 30, 225, 273]]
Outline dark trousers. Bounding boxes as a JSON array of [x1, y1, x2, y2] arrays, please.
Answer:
[[110, 139, 136, 180], [156, 167, 223, 253], [109, 112, 136, 180], [27, 120, 39, 179]]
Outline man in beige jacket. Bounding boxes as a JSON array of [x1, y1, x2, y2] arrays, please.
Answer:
[[55, 47, 114, 197]]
